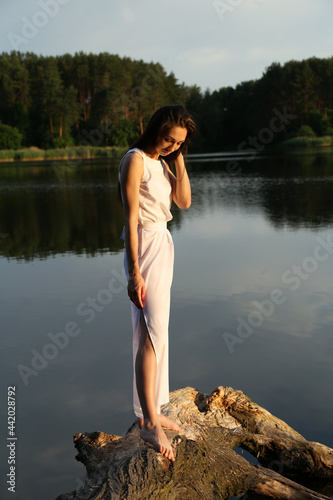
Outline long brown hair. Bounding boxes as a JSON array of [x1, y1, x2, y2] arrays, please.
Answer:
[[118, 105, 196, 202], [131, 104, 196, 165]]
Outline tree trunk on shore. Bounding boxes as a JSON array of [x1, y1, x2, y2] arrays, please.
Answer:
[[56, 386, 333, 500]]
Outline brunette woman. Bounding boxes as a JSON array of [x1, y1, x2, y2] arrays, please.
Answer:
[[119, 105, 195, 461]]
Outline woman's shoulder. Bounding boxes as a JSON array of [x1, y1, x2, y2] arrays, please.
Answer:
[[120, 148, 145, 166], [125, 148, 145, 160], [119, 149, 145, 177]]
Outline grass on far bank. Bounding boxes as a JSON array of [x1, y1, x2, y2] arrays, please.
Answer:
[[1, 137, 333, 162], [279, 135, 333, 148], [0, 145, 126, 162]]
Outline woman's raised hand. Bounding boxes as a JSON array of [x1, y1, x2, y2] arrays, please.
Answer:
[[128, 272, 146, 309]]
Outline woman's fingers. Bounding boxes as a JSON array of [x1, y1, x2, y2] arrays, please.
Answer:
[[129, 293, 141, 309], [137, 289, 143, 309], [128, 277, 145, 309], [137, 281, 146, 309]]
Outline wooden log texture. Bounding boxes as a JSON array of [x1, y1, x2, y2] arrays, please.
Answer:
[[56, 386, 333, 499]]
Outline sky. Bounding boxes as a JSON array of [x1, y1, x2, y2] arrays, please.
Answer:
[[1, 0, 332, 92]]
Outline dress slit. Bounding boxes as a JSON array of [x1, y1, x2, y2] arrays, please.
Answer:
[[119, 148, 174, 419], [140, 309, 157, 357]]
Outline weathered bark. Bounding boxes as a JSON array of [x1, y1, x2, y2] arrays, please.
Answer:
[[56, 386, 333, 500]]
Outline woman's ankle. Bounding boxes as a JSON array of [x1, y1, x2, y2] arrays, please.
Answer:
[[142, 417, 160, 429]]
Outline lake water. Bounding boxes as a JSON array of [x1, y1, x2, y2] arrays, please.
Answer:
[[1, 149, 333, 499]]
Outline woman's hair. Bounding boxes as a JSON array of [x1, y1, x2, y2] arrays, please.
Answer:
[[131, 104, 196, 165], [118, 104, 196, 202]]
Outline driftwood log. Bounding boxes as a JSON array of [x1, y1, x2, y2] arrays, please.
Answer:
[[56, 386, 333, 499]]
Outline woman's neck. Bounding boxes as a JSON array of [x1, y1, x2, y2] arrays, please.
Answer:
[[143, 146, 159, 160]]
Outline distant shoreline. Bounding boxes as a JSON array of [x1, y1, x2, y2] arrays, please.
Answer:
[[0, 138, 332, 163], [277, 135, 333, 149], [0, 146, 126, 163]]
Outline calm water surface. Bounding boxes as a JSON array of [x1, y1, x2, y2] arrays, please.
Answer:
[[1, 150, 333, 499]]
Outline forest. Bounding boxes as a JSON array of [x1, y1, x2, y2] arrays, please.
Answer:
[[0, 51, 333, 152]]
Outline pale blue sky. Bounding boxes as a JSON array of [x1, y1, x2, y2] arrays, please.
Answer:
[[1, 0, 332, 91]]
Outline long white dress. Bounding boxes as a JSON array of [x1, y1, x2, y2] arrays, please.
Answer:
[[119, 148, 174, 418]]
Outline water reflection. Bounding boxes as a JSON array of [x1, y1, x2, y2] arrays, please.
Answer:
[[1, 150, 333, 499], [0, 161, 124, 260], [189, 150, 333, 230], [1, 151, 333, 261]]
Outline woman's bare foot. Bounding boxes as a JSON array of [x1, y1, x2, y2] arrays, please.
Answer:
[[158, 414, 184, 433], [140, 419, 175, 461], [138, 414, 183, 433]]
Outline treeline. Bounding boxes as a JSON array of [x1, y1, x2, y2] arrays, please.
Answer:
[[188, 57, 333, 151], [0, 52, 333, 151], [0, 51, 188, 150]]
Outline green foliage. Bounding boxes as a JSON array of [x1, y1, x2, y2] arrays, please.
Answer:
[[108, 119, 137, 147], [0, 122, 22, 149], [297, 125, 316, 138], [0, 145, 125, 161], [187, 56, 333, 151], [0, 51, 187, 150], [0, 149, 16, 160], [13, 149, 44, 160], [53, 136, 75, 148], [280, 136, 333, 148], [0, 52, 333, 152], [327, 109, 333, 127], [307, 111, 329, 136]]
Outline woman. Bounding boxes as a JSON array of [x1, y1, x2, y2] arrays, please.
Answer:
[[119, 105, 196, 461]]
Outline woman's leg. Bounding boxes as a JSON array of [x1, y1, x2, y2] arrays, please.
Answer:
[[135, 311, 176, 461]]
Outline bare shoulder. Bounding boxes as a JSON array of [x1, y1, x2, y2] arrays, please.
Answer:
[[120, 151, 144, 181]]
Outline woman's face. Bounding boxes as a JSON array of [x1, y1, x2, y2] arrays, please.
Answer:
[[155, 126, 187, 157]]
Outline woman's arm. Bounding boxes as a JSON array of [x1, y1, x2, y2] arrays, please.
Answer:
[[166, 153, 191, 209], [119, 152, 146, 309]]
